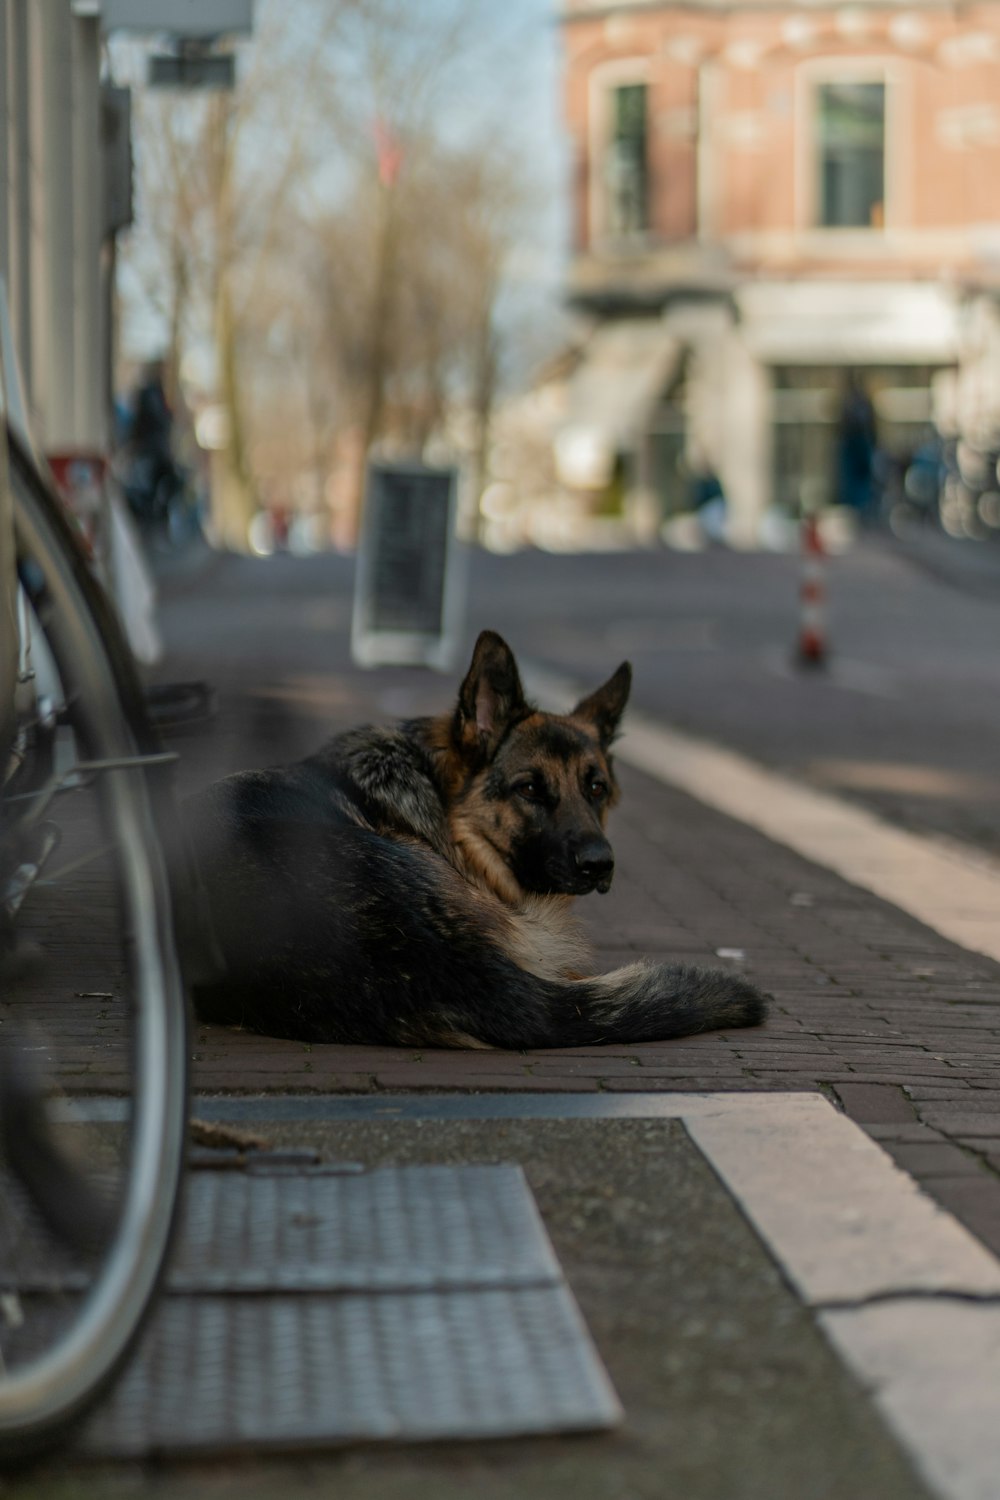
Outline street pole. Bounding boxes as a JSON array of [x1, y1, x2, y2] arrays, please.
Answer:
[[0, 0, 9, 295], [0, 399, 16, 767], [72, 12, 104, 453], [349, 181, 395, 544], [8, 0, 31, 409], [34, 0, 76, 451]]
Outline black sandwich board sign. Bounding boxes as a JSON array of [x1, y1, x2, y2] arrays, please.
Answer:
[[351, 460, 464, 670]]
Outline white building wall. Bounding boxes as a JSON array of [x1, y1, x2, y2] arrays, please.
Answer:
[[663, 299, 771, 546], [947, 296, 1000, 447], [720, 334, 771, 548]]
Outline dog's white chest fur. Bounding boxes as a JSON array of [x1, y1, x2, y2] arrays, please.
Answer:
[[506, 895, 590, 981]]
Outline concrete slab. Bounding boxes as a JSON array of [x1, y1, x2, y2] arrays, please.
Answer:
[[821, 1301, 1000, 1500]]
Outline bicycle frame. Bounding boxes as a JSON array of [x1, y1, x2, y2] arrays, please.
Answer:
[[0, 286, 17, 766], [0, 286, 63, 841]]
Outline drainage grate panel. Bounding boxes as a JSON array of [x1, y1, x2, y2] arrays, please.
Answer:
[[79, 1285, 619, 1457], [167, 1163, 562, 1293], [70, 1162, 621, 1457]]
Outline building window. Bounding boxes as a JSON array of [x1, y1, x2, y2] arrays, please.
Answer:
[[606, 82, 649, 238], [815, 81, 885, 228]]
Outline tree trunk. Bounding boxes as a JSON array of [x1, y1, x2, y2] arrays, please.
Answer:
[[207, 96, 255, 552], [469, 289, 498, 539], [346, 180, 396, 544], [212, 267, 256, 551]]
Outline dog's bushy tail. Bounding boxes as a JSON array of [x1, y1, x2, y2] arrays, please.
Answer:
[[556, 961, 768, 1046], [420, 960, 769, 1050]]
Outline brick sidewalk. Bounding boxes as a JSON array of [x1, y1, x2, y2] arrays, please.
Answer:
[[195, 739, 1000, 1245], [26, 662, 1000, 1260]]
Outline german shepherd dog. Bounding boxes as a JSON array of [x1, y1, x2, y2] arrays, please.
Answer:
[[184, 631, 768, 1049]]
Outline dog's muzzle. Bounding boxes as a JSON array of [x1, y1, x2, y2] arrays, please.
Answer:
[[573, 841, 614, 895]]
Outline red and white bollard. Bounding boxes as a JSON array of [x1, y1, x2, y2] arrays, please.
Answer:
[[796, 514, 828, 668]]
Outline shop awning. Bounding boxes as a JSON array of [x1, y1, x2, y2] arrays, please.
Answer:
[[737, 282, 960, 365]]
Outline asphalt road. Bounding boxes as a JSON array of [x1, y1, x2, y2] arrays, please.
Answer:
[[156, 528, 1000, 858]]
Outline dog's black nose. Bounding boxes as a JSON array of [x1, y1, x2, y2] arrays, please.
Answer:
[[575, 842, 614, 891]]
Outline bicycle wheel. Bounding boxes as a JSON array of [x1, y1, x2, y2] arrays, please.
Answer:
[[0, 431, 189, 1460]]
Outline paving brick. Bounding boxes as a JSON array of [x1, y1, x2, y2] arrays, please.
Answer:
[[603, 1074, 790, 1093], [866, 1124, 949, 1144], [723, 1052, 838, 1071], [377, 1052, 533, 1072], [906, 1097, 976, 1113], [833, 1084, 917, 1125], [196, 1072, 375, 1093], [922, 1091, 1000, 1108], [372, 1071, 601, 1092], [513, 1043, 674, 1059], [731, 1037, 837, 1054], [918, 1176, 1000, 1255], [835, 1054, 958, 1073], [626, 1056, 743, 1080], [884, 1142, 985, 1178], [920, 1111, 1000, 1136], [520, 1056, 645, 1075], [904, 1084, 973, 1098], [191, 1053, 326, 1074], [821, 1071, 931, 1086]]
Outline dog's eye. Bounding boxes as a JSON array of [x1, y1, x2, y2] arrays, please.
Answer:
[[514, 776, 546, 802], [587, 776, 609, 800]]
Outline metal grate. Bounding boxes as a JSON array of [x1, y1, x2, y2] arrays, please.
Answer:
[[72, 1162, 621, 1457], [167, 1163, 562, 1293]]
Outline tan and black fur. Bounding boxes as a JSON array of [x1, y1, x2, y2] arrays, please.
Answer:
[[184, 630, 768, 1048]]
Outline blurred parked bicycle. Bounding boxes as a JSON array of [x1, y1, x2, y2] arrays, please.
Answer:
[[0, 294, 190, 1461]]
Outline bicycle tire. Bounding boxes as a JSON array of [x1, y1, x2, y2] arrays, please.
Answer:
[[0, 431, 189, 1460]]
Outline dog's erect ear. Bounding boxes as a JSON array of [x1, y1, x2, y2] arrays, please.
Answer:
[[454, 631, 529, 760], [570, 662, 632, 747]]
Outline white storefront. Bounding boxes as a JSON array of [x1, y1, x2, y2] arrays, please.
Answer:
[[553, 277, 972, 547]]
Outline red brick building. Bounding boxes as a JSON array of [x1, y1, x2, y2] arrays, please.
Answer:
[[556, 0, 1000, 541]]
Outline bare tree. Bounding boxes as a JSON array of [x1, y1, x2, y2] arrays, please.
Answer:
[[118, 0, 559, 547]]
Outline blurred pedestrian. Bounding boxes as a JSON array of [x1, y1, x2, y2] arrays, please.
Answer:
[[689, 454, 728, 544], [128, 358, 179, 525], [835, 371, 878, 520]]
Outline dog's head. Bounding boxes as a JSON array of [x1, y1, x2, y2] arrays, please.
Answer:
[[445, 631, 631, 900]]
